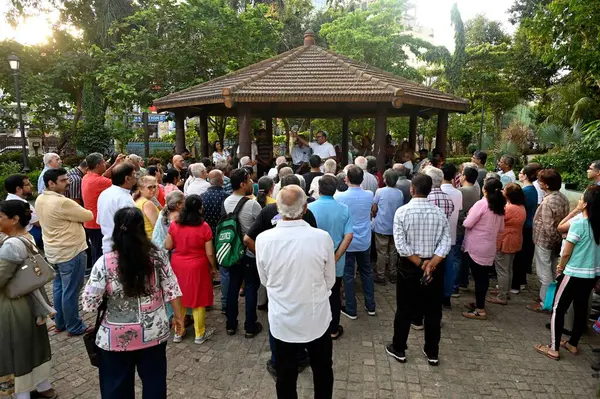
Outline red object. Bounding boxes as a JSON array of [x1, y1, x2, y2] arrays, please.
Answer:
[[149, 105, 157, 112], [157, 185, 165, 207], [81, 172, 112, 229], [168, 222, 214, 308], [376, 171, 384, 188]]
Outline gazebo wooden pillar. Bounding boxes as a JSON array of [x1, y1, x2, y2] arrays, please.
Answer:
[[265, 116, 274, 162], [342, 116, 350, 167], [199, 114, 209, 158], [436, 110, 449, 157], [175, 111, 186, 154], [375, 104, 387, 172], [238, 105, 251, 158], [409, 113, 418, 151]]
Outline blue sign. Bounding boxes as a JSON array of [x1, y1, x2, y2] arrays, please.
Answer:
[[132, 114, 169, 123]]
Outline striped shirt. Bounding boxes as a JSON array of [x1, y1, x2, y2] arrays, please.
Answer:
[[393, 198, 451, 261], [65, 167, 85, 203], [427, 188, 454, 219], [533, 190, 570, 250]]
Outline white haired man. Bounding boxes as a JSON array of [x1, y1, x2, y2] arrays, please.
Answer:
[[127, 154, 147, 179], [256, 184, 335, 398], [309, 159, 337, 199], [268, 156, 288, 179], [184, 163, 210, 196], [38, 152, 62, 193], [354, 156, 378, 194]]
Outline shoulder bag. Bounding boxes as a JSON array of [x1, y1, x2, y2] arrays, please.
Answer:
[[4, 236, 55, 299]]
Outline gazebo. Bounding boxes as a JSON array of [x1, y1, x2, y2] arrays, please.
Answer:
[[153, 30, 469, 171]]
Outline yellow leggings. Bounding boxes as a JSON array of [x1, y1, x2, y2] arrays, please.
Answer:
[[184, 307, 206, 338]]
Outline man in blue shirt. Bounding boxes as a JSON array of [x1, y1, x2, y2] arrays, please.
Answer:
[[37, 152, 62, 193], [308, 175, 354, 339], [335, 165, 376, 319]]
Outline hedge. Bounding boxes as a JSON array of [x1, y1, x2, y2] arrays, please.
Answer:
[[532, 143, 596, 191]]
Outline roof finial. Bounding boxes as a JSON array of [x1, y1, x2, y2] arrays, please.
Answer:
[[304, 29, 316, 46]]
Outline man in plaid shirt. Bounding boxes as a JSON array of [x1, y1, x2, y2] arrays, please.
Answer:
[[527, 169, 570, 313], [423, 166, 454, 219], [387, 174, 451, 366]]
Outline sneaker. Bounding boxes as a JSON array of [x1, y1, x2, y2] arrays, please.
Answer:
[[245, 322, 263, 338], [411, 323, 424, 331], [212, 280, 221, 288], [385, 344, 406, 363], [266, 360, 277, 379], [459, 285, 469, 292], [510, 289, 520, 294], [341, 306, 357, 320], [257, 303, 268, 311], [451, 289, 460, 298], [194, 328, 214, 345], [520, 284, 527, 291], [422, 349, 439, 366], [364, 306, 376, 316], [173, 333, 184, 343], [226, 328, 236, 336], [388, 276, 397, 284]]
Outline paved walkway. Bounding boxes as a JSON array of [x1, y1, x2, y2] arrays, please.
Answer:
[[47, 281, 600, 398]]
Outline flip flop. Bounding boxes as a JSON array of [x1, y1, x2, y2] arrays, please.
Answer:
[[534, 344, 560, 361], [331, 325, 344, 340], [526, 303, 550, 314], [560, 340, 579, 355]]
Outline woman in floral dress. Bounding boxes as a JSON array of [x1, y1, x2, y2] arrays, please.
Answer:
[[82, 207, 184, 398]]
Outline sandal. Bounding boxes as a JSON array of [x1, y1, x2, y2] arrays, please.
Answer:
[[560, 340, 579, 355], [464, 302, 476, 311], [486, 296, 508, 305], [526, 303, 550, 314], [462, 309, 487, 320], [534, 344, 560, 360], [331, 325, 344, 340]]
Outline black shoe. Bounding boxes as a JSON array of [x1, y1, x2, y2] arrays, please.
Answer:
[[389, 276, 397, 284], [257, 303, 268, 311], [341, 306, 357, 320], [443, 297, 452, 310], [592, 362, 600, 372], [545, 322, 572, 336], [212, 280, 221, 288], [226, 328, 236, 336], [422, 348, 439, 366], [592, 348, 600, 354], [245, 322, 263, 338], [221, 307, 226, 315], [266, 360, 277, 379], [386, 344, 406, 363]]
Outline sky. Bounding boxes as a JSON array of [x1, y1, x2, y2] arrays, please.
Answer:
[[414, 0, 517, 50], [0, 0, 517, 48]]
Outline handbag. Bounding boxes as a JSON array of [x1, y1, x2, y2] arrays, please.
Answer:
[[4, 236, 55, 299], [83, 295, 107, 367]]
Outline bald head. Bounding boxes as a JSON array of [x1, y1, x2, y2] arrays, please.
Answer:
[[172, 155, 184, 171], [392, 163, 406, 176], [208, 169, 224, 186], [276, 184, 306, 220]]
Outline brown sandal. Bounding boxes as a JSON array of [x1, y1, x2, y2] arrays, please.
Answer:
[[560, 340, 579, 355], [534, 344, 560, 360]]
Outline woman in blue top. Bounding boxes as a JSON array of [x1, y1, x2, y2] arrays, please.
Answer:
[[535, 185, 600, 360], [512, 164, 541, 293]]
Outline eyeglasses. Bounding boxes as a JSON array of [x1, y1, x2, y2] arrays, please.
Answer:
[[147, 185, 157, 189]]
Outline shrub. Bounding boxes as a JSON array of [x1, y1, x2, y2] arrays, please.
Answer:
[[532, 142, 597, 191], [0, 152, 44, 171], [0, 163, 43, 199], [445, 156, 471, 166], [150, 150, 174, 166]]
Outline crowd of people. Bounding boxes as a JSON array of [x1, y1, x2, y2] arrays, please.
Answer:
[[1, 132, 600, 399]]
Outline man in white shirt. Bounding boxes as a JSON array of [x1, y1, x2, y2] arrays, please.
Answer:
[[184, 163, 211, 196], [292, 130, 336, 164], [5, 174, 39, 232], [291, 135, 312, 171], [256, 184, 335, 398], [268, 156, 287, 179], [440, 164, 463, 309], [97, 163, 137, 254], [354, 156, 378, 194], [309, 159, 336, 199], [497, 155, 516, 186]]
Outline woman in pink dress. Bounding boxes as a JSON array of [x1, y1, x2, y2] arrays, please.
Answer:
[[165, 194, 218, 344], [462, 178, 506, 320]]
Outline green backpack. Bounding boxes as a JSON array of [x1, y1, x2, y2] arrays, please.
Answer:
[[215, 197, 249, 267]]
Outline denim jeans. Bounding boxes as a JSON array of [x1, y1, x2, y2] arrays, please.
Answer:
[[53, 251, 87, 334], [344, 249, 376, 316], [453, 235, 468, 289], [226, 255, 260, 333], [443, 244, 459, 298], [220, 266, 230, 311]]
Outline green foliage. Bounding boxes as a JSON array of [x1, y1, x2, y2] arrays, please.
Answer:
[[533, 142, 597, 191], [536, 122, 570, 148], [149, 150, 175, 166], [445, 156, 471, 166], [447, 4, 465, 93]]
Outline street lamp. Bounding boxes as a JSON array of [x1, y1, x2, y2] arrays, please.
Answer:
[[7, 54, 30, 173]]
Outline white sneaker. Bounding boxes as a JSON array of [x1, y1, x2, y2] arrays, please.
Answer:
[[510, 289, 520, 294], [173, 333, 183, 343], [194, 328, 215, 345], [364, 306, 376, 316], [411, 323, 424, 331], [520, 285, 527, 291]]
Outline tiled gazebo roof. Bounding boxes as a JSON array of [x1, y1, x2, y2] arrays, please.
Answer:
[[153, 33, 469, 114]]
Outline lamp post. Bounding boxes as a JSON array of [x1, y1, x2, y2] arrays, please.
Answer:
[[7, 54, 30, 173]]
